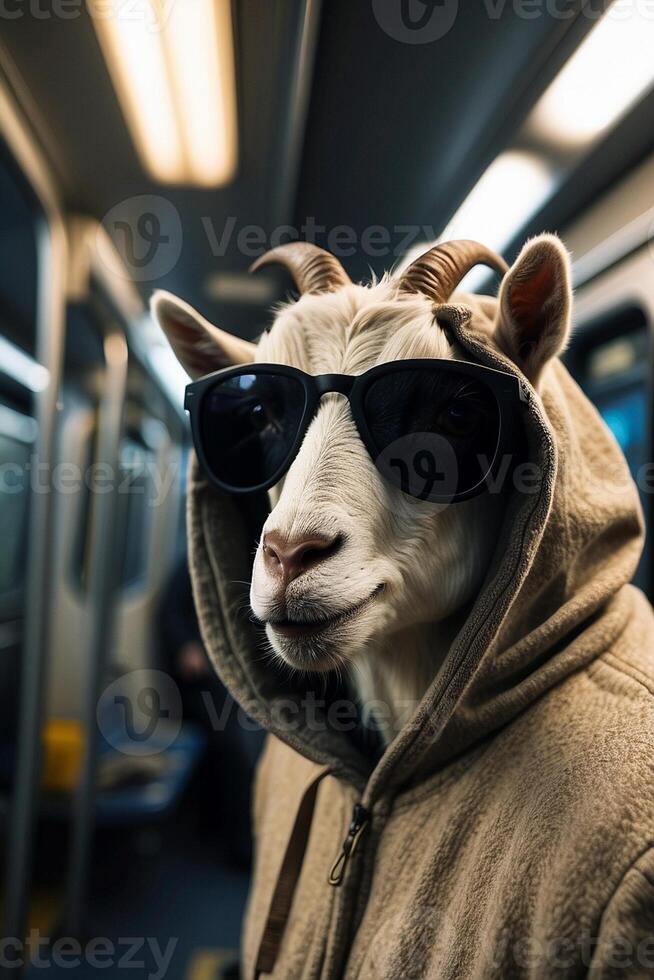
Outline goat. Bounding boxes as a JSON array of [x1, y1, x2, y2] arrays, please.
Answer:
[[152, 235, 571, 744]]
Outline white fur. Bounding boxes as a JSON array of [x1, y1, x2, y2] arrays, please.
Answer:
[[248, 280, 502, 742], [152, 236, 571, 745]]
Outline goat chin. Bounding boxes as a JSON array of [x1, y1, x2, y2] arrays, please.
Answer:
[[349, 616, 463, 746]]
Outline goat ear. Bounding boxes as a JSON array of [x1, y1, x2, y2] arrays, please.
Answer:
[[150, 290, 256, 379], [495, 234, 572, 387]]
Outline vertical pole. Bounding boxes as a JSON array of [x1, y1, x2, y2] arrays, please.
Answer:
[[64, 325, 128, 937], [269, 0, 323, 230]]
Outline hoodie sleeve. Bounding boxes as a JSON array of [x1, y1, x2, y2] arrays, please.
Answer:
[[588, 848, 654, 979]]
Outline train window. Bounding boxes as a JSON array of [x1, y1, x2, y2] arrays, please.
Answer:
[[71, 424, 98, 593], [63, 304, 107, 592], [116, 438, 153, 588], [565, 306, 652, 593], [0, 145, 39, 355], [0, 145, 40, 604], [0, 405, 35, 605], [0, 141, 40, 734], [0, 144, 44, 937], [0, 406, 31, 753]]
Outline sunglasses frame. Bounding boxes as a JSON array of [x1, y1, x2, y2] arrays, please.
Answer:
[[185, 359, 529, 503]]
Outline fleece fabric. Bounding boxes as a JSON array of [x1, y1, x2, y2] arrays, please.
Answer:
[[187, 298, 654, 979]]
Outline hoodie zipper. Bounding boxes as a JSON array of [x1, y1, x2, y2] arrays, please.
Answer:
[[328, 803, 370, 886]]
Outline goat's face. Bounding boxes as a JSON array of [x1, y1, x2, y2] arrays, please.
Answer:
[[153, 235, 571, 674], [247, 284, 501, 672]]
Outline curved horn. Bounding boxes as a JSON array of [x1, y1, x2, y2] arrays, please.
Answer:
[[399, 240, 508, 303], [250, 242, 351, 295]]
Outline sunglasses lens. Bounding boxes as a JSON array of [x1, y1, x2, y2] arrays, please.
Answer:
[[363, 368, 501, 500], [198, 371, 306, 490]]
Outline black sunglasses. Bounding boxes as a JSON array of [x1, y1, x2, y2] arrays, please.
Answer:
[[185, 359, 528, 504]]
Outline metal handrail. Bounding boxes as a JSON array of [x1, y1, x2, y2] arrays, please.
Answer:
[[64, 323, 128, 936]]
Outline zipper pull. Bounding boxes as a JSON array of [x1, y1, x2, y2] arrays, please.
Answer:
[[328, 803, 370, 887]]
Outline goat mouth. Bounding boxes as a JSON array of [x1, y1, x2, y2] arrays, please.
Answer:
[[267, 585, 384, 639]]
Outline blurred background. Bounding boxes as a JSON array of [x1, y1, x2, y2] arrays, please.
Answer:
[[0, 0, 653, 975]]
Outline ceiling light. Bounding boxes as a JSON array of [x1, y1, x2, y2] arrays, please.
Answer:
[[204, 271, 280, 305], [0, 404, 38, 443], [90, 0, 237, 187], [530, 6, 654, 149], [0, 335, 50, 393], [149, 343, 190, 408], [399, 152, 553, 291], [442, 150, 553, 252], [435, 150, 553, 291], [129, 313, 188, 410]]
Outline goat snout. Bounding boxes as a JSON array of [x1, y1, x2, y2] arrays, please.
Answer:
[[262, 530, 343, 587]]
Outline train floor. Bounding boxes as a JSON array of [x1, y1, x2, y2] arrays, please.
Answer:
[[22, 771, 251, 980]]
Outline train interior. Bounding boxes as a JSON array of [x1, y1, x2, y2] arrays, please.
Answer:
[[0, 1, 653, 976]]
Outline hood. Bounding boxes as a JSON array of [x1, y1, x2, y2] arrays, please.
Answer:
[[187, 297, 644, 802]]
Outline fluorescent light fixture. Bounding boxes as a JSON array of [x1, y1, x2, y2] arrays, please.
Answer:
[[442, 149, 554, 252], [130, 312, 188, 410], [0, 335, 50, 392], [204, 271, 280, 305], [433, 150, 553, 291], [149, 343, 190, 410], [415, 4, 654, 294], [399, 151, 553, 291], [0, 404, 38, 444], [531, 6, 654, 148], [90, 0, 237, 187]]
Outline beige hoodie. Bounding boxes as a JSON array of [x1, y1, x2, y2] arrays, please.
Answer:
[[188, 301, 654, 979]]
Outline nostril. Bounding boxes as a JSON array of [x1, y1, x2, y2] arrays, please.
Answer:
[[262, 530, 345, 582], [302, 533, 344, 569], [262, 537, 281, 566]]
